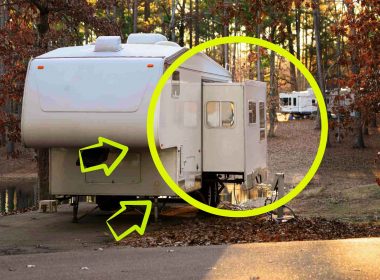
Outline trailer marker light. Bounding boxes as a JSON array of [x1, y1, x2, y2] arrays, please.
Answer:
[[147, 64, 154, 68], [37, 65, 44, 70]]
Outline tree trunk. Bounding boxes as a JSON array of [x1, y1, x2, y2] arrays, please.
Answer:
[[0, 6, 8, 146], [0, 189, 5, 213], [31, 1, 52, 202], [37, 9, 49, 42], [353, 113, 365, 148], [248, 44, 254, 80], [295, 7, 302, 90], [231, 9, 238, 81], [286, 18, 298, 91], [170, 0, 176, 42], [363, 120, 369, 135], [268, 49, 277, 138], [256, 10, 262, 81], [346, 3, 365, 148], [133, 0, 138, 33], [144, 0, 150, 21], [222, 0, 229, 69], [303, 12, 309, 90], [313, 0, 325, 130], [7, 187, 15, 211], [178, 0, 186, 46], [370, 114, 377, 127], [189, 0, 193, 48], [194, 0, 199, 45], [4, 99, 15, 158], [268, 25, 277, 138]]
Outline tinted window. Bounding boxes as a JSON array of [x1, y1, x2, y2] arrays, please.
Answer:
[[171, 71, 180, 98], [248, 101, 256, 124]]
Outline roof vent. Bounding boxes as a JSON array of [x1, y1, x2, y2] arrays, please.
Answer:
[[127, 33, 167, 44], [154, 41, 180, 47], [94, 36, 122, 52]]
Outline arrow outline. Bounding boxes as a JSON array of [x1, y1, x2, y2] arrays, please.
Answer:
[[78, 137, 129, 176], [106, 200, 152, 241]]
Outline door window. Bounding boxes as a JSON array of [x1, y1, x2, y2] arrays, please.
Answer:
[[221, 102, 235, 127], [206, 101, 235, 128]]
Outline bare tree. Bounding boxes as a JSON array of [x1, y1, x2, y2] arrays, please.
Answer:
[[313, 0, 325, 130], [194, 0, 199, 45], [268, 26, 277, 138], [286, 17, 298, 91], [133, 0, 138, 33], [170, 0, 176, 41]]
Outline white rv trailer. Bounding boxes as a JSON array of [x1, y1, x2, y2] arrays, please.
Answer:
[[279, 88, 317, 115], [21, 34, 267, 211]]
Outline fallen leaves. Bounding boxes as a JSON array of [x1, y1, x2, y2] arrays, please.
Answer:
[[119, 215, 380, 248]]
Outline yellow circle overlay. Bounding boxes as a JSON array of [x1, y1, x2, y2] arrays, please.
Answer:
[[147, 36, 328, 218]]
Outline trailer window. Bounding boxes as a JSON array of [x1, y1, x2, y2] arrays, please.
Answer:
[[206, 102, 220, 127], [281, 98, 290, 106], [312, 99, 316, 105], [171, 71, 180, 98], [206, 101, 235, 128], [293, 98, 297, 106], [221, 102, 235, 128], [248, 101, 256, 124], [259, 102, 265, 140]]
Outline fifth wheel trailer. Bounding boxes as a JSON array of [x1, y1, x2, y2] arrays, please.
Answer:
[[21, 34, 267, 209]]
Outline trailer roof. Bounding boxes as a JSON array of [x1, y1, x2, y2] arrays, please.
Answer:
[[37, 43, 185, 59], [279, 89, 314, 97]]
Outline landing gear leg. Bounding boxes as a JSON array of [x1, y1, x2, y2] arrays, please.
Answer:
[[202, 173, 221, 207], [72, 196, 79, 223], [153, 196, 159, 223]]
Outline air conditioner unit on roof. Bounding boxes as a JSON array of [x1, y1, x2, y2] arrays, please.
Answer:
[[127, 33, 167, 44], [94, 36, 122, 52]]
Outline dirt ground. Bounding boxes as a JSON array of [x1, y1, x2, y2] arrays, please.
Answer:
[[267, 119, 320, 187], [279, 119, 380, 223]]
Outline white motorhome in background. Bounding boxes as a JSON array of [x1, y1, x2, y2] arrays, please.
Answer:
[[21, 34, 268, 213], [279, 88, 317, 116]]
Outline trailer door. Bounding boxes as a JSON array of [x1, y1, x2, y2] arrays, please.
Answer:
[[202, 83, 244, 172]]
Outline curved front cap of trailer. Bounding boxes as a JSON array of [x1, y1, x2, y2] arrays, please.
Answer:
[[21, 57, 164, 148]]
